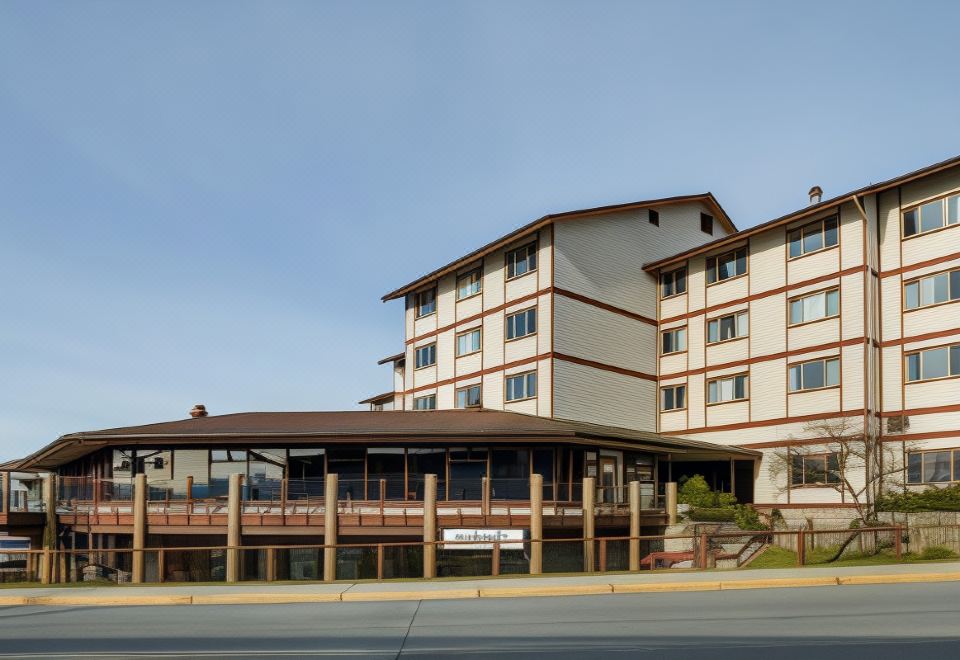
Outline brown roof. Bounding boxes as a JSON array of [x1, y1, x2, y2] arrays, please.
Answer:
[[377, 352, 405, 365], [643, 153, 960, 272], [13, 409, 758, 470], [358, 392, 395, 405], [381, 193, 735, 301]]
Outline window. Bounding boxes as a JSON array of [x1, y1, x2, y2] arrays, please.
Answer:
[[707, 311, 748, 344], [456, 384, 482, 408], [457, 269, 482, 300], [506, 307, 537, 340], [789, 357, 840, 391], [905, 344, 960, 382], [415, 288, 436, 317], [648, 209, 659, 226], [660, 268, 687, 298], [789, 288, 840, 325], [904, 268, 960, 310], [661, 385, 686, 411], [788, 216, 839, 258], [506, 242, 537, 279], [791, 453, 841, 486], [456, 328, 481, 356], [706, 247, 747, 284], [907, 449, 960, 484], [707, 374, 748, 404], [414, 343, 436, 369], [661, 327, 686, 354], [903, 194, 960, 237], [700, 213, 714, 235], [505, 371, 537, 401], [413, 394, 437, 410]]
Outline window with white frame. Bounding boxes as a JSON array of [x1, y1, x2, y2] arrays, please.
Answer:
[[661, 327, 686, 354], [788, 216, 838, 258], [904, 268, 960, 310], [707, 311, 748, 344], [456, 328, 481, 356], [907, 449, 960, 484], [789, 357, 840, 391], [506, 242, 537, 279], [791, 453, 841, 486], [457, 269, 482, 300], [414, 343, 436, 369], [661, 384, 686, 411], [415, 288, 436, 317], [706, 247, 747, 284], [905, 344, 960, 382], [413, 394, 437, 410], [505, 371, 537, 401], [707, 374, 748, 404], [456, 384, 482, 408], [789, 288, 839, 325], [660, 268, 686, 298], [506, 307, 536, 340], [903, 193, 960, 237]]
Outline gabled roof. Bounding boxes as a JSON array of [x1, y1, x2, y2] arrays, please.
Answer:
[[382, 193, 735, 301], [643, 153, 960, 272], [358, 392, 395, 405], [13, 409, 758, 470], [377, 352, 405, 365]]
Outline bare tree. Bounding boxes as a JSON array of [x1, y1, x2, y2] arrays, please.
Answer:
[[767, 417, 916, 525]]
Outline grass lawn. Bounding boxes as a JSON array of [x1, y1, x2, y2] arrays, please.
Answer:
[[746, 545, 960, 569]]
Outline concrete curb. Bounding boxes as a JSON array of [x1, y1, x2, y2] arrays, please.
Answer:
[[3, 570, 959, 607]]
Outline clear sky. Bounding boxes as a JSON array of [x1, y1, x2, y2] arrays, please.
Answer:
[[1, 0, 958, 461]]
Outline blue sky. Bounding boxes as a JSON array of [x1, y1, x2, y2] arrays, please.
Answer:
[[1, 0, 958, 461]]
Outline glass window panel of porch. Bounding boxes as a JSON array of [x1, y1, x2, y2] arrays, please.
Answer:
[[920, 199, 944, 233], [287, 449, 325, 499], [326, 448, 366, 499], [906, 453, 923, 484], [367, 448, 406, 500], [407, 448, 446, 500], [247, 449, 285, 502], [210, 450, 248, 498], [922, 347, 949, 380], [533, 449, 555, 501], [448, 447, 487, 500], [490, 449, 530, 500]]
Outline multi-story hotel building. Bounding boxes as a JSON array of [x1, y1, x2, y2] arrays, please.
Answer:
[[1, 154, 959, 580], [376, 154, 960, 511]]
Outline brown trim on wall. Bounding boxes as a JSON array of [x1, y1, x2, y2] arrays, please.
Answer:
[[661, 408, 864, 435], [883, 429, 960, 443], [879, 403, 960, 418], [552, 352, 658, 382], [406, 287, 551, 345], [553, 287, 658, 326], [660, 337, 863, 380], [403, 353, 552, 395], [880, 326, 960, 348], [879, 249, 960, 279], [660, 265, 864, 325]]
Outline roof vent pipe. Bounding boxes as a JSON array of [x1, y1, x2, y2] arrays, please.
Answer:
[[809, 186, 823, 205], [189, 404, 208, 418]]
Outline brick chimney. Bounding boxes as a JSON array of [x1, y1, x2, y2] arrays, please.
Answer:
[[189, 404, 208, 418]]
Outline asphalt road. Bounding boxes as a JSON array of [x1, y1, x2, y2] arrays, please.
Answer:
[[1, 582, 959, 658]]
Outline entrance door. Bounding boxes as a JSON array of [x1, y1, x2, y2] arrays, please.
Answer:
[[599, 457, 617, 504]]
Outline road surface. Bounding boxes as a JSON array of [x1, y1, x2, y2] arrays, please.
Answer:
[[1, 582, 959, 658]]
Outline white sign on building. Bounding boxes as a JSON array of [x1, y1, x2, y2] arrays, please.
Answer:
[[440, 528, 526, 550]]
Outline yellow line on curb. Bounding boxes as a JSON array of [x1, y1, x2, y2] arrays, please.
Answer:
[[3, 571, 960, 606], [479, 584, 613, 598], [720, 577, 839, 590], [612, 581, 721, 593]]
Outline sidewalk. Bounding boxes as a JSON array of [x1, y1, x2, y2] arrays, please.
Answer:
[[2, 561, 959, 607]]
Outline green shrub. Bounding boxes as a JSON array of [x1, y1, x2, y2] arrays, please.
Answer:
[[876, 484, 960, 512], [919, 545, 958, 560], [688, 507, 737, 522], [678, 475, 737, 508], [733, 505, 767, 530]]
